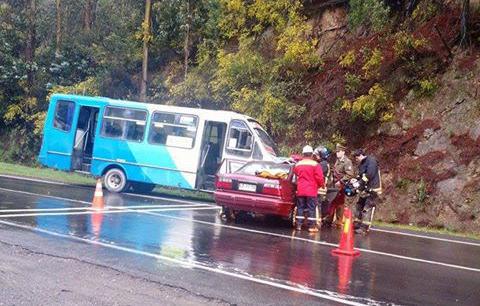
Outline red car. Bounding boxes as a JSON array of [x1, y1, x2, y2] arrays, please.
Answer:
[[214, 160, 321, 226]]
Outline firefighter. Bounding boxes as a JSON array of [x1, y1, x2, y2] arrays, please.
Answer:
[[313, 146, 331, 220], [293, 145, 325, 233], [352, 149, 382, 234], [326, 144, 355, 228]]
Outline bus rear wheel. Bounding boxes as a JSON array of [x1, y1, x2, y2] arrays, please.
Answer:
[[104, 168, 127, 193]]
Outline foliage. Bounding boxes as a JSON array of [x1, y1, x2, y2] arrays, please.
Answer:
[[362, 48, 383, 79], [393, 31, 428, 58], [416, 177, 429, 206], [416, 79, 438, 97], [345, 72, 362, 95], [339, 50, 356, 68], [412, 0, 439, 23], [342, 84, 393, 122], [348, 0, 390, 32]]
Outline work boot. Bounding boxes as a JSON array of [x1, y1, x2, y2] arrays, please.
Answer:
[[308, 226, 319, 233], [355, 226, 368, 235], [295, 224, 302, 231]]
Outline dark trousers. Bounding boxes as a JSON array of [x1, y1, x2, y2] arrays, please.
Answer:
[[297, 196, 317, 227], [354, 192, 378, 230]]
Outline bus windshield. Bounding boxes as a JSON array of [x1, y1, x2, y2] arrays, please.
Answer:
[[248, 120, 280, 156]]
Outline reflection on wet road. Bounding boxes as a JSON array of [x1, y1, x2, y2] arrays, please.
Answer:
[[1, 176, 479, 305]]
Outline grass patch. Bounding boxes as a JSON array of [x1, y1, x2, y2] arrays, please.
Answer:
[[0, 161, 213, 202], [373, 221, 480, 240], [0, 162, 95, 185]]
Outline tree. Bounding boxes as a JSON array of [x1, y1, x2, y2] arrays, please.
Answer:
[[140, 0, 152, 102], [83, 0, 97, 32], [183, 0, 191, 80], [25, 0, 36, 91], [55, 0, 62, 57]]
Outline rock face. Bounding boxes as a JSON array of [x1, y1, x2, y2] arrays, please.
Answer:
[[373, 55, 480, 233]]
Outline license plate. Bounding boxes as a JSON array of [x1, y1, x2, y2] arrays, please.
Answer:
[[238, 183, 257, 192]]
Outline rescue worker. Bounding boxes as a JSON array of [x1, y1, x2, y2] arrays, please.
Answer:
[[326, 144, 355, 228], [352, 149, 382, 234], [293, 145, 325, 233], [313, 146, 331, 220]]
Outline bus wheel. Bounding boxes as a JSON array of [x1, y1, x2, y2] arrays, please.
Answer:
[[131, 182, 155, 194], [104, 168, 127, 193]]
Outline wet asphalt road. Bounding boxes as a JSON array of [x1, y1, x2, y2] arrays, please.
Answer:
[[0, 175, 479, 305]]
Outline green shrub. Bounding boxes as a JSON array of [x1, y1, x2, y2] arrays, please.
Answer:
[[348, 0, 390, 32], [345, 72, 362, 95], [362, 48, 383, 79], [416, 79, 438, 97], [342, 84, 393, 122]]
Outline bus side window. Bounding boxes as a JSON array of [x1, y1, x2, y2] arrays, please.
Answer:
[[226, 120, 252, 158], [148, 112, 198, 149], [53, 100, 75, 132], [101, 107, 147, 142]]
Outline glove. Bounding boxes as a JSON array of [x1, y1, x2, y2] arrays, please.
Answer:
[[361, 173, 369, 183]]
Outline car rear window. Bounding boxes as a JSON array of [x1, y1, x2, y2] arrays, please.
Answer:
[[236, 162, 291, 176]]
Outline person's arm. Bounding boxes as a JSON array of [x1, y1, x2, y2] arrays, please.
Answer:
[[343, 159, 355, 180]]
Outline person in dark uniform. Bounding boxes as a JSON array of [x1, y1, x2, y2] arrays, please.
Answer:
[[313, 146, 331, 221], [352, 149, 382, 234]]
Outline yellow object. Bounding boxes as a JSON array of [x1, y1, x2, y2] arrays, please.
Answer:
[[256, 170, 288, 180]]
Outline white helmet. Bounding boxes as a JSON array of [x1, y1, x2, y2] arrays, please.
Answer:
[[302, 145, 313, 154]]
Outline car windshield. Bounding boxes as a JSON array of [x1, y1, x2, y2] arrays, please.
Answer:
[[236, 162, 291, 176], [248, 120, 280, 156]]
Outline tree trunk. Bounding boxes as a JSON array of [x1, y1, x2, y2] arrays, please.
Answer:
[[460, 0, 470, 47], [183, 0, 191, 80], [25, 0, 36, 92], [140, 0, 152, 102], [83, 0, 97, 32], [55, 0, 62, 57]]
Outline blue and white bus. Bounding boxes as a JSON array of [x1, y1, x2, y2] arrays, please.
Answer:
[[38, 94, 280, 193]]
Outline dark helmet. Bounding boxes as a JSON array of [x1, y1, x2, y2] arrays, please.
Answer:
[[314, 146, 330, 160]]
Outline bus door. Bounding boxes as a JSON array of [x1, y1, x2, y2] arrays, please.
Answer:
[[196, 121, 227, 190], [72, 106, 100, 172], [221, 120, 258, 173], [41, 100, 77, 171]]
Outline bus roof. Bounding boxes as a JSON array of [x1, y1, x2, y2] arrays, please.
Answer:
[[51, 94, 254, 122]]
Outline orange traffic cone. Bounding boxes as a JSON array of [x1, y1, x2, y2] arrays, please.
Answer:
[[92, 178, 105, 209], [332, 207, 360, 256]]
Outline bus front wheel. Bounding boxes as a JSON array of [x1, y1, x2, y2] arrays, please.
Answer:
[[104, 168, 127, 193]]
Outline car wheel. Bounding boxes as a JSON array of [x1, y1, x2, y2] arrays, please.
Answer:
[[131, 182, 156, 194], [104, 168, 127, 193]]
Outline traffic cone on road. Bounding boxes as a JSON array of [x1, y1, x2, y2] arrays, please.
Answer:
[[92, 178, 105, 210], [332, 207, 360, 256]]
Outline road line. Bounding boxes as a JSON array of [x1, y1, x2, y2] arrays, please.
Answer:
[[0, 204, 211, 214], [0, 220, 375, 306], [0, 187, 92, 205], [370, 228, 480, 247], [0, 174, 215, 207], [0, 187, 209, 209], [138, 211, 480, 273], [0, 174, 68, 186], [0, 206, 220, 218], [0, 207, 93, 213]]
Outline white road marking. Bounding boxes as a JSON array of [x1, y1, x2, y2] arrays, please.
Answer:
[[1, 178, 480, 272], [370, 228, 480, 247], [0, 205, 220, 218], [0, 174, 68, 186], [139, 211, 480, 273], [0, 207, 93, 213], [0, 174, 215, 207], [0, 220, 374, 306], [0, 187, 209, 209], [2, 174, 477, 247], [0, 187, 92, 205]]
